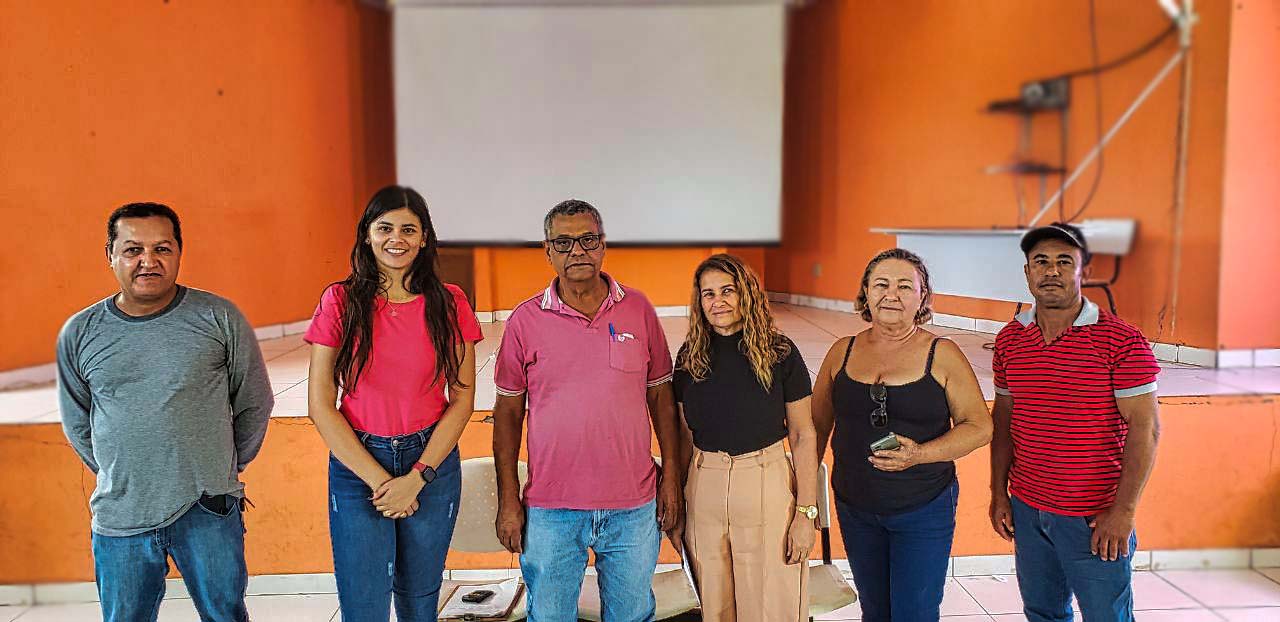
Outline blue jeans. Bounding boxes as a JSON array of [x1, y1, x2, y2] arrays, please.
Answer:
[[1011, 495, 1137, 622], [835, 479, 959, 622], [329, 427, 462, 622], [92, 495, 248, 622], [521, 498, 661, 622]]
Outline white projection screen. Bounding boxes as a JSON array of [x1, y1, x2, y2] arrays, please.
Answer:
[[392, 1, 785, 244]]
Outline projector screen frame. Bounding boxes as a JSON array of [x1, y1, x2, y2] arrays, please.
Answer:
[[435, 240, 783, 248], [392, 2, 786, 247]]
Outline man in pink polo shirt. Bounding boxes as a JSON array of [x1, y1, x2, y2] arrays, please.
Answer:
[[492, 199, 683, 622]]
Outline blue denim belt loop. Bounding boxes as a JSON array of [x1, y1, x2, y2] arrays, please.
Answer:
[[352, 423, 437, 450]]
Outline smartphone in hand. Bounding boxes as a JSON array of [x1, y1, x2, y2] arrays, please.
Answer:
[[869, 432, 901, 453]]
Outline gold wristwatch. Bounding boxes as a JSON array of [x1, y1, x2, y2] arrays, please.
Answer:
[[796, 504, 819, 520]]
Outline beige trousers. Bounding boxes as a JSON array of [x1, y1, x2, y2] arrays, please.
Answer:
[[684, 440, 809, 622]]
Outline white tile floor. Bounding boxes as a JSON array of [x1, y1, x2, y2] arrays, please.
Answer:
[[2, 569, 1278, 620], [810, 568, 1280, 621], [3, 304, 1278, 426]]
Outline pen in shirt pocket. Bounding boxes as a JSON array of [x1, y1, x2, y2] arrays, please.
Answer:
[[609, 323, 617, 342]]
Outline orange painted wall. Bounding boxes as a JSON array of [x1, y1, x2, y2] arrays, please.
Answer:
[[0, 1, 395, 370], [931, 294, 1020, 325], [1218, 0, 1280, 349], [470, 247, 765, 313], [5, 396, 1278, 583], [0, 0, 769, 370], [767, 1, 1234, 349]]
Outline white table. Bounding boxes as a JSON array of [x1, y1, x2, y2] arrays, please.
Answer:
[[870, 228, 1034, 303], [870, 220, 1135, 305]]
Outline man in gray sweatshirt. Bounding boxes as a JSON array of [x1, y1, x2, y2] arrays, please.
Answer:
[[57, 202, 273, 622]]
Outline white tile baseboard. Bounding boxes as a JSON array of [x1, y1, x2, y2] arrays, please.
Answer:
[[11, 548, 1271, 605], [952, 554, 1017, 576], [0, 585, 34, 606], [765, 291, 1280, 369], [1252, 548, 1280, 568], [1150, 548, 1252, 570], [0, 317, 314, 390]]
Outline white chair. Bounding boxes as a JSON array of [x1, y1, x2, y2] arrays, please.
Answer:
[[576, 567, 699, 621], [574, 456, 698, 619], [445, 457, 699, 621], [1078, 218, 1138, 314], [443, 456, 529, 620], [808, 461, 859, 619], [647, 456, 858, 620]]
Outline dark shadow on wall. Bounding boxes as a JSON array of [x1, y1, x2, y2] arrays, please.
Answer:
[[1242, 400, 1280, 548], [345, 6, 480, 303], [348, 2, 397, 211]]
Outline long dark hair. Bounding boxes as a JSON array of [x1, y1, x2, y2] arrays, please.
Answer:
[[332, 185, 464, 393]]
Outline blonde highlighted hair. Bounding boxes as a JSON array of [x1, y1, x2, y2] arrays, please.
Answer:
[[677, 253, 791, 390]]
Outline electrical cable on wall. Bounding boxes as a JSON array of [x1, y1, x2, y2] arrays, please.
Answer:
[[1059, 109, 1070, 221], [1024, 6, 1184, 228], [1066, 0, 1107, 222], [1008, 8, 1176, 227], [1052, 22, 1177, 81], [1163, 16, 1195, 342]]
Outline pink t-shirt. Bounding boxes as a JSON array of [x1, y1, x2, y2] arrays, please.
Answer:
[[304, 283, 483, 437], [494, 274, 674, 510]]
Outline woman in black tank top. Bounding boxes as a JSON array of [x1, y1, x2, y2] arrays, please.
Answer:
[[812, 249, 992, 622]]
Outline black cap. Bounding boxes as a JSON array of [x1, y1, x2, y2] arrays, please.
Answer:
[[1021, 222, 1091, 265]]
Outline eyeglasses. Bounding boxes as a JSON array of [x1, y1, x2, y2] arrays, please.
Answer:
[[869, 382, 888, 428], [547, 233, 603, 254]]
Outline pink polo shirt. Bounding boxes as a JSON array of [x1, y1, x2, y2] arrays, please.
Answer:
[[494, 274, 674, 510], [304, 283, 483, 437]]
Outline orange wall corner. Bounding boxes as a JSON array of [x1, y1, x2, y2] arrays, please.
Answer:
[[0, 1, 395, 371], [1217, 0, 1280, 350]]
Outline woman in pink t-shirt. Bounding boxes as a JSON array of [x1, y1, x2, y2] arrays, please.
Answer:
[[304, 185, 483, 621]]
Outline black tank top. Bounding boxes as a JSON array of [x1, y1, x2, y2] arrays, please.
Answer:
[[831, 336, 957, 515]]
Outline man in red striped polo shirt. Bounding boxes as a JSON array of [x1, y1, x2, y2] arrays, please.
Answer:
[[989, 222, 1161, 622]]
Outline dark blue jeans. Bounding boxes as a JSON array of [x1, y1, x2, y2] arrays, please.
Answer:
[[835, 478, 959, 622], [1011, 495, 1137, 622], [329, 427, 462, 622], [92, 496, 248, 622]]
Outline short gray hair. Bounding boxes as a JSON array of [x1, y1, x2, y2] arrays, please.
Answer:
[[543, 199, 604, 239]]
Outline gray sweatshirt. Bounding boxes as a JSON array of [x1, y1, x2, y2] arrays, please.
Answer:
[[56, 286, 274, 536]]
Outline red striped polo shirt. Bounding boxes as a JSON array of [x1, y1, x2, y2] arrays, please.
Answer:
[[993, 299, 1159, 516]]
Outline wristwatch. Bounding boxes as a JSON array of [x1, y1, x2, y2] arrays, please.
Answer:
[[796, 504, 819, 520], [412, 461, 437, 484]]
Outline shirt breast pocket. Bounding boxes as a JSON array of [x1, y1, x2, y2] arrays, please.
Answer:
[[609, 338, 648, 374]]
